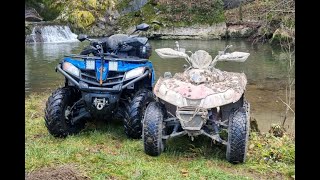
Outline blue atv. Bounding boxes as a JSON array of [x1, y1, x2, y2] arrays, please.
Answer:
[[44, 23, 155, 139]]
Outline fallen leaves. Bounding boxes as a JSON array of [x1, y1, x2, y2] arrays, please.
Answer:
[[180, 168, 189, 177]]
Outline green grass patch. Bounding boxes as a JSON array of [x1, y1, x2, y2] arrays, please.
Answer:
[[26, 92, 294, 179]]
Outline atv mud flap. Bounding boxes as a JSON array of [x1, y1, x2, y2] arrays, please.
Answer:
[[176, 107, 208, 131]]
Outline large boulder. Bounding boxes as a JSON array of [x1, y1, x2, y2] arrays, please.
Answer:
[[25, 7, 43, 22], [53, 0, 120, 37], [137, 23, 227, 40], [226, 24, 255, 38], [120, 0, 148, 14]]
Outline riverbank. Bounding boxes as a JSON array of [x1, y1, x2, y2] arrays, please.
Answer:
[[25, 21, 257, 40], [26, 92, 295, 179]]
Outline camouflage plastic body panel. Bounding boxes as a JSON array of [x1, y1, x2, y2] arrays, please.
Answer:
[[153, 68, 247, 108]]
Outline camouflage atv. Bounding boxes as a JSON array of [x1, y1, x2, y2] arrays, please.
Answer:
[[142, 44, 251, 163]]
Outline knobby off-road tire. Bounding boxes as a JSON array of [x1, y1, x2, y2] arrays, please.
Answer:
[[44, 87, 85, 138], [125, 89, 154, 139], [143, 102, 166, 156], [114, 105, 129, 121], [226, 100, 250, 163]]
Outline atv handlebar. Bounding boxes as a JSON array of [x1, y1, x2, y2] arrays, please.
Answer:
[[155, 43, 250, 69], [78, 23, 150, 57]]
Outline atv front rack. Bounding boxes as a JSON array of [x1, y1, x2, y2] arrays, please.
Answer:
[[56, 64, 150, 92], [162, 116, 227, 145]]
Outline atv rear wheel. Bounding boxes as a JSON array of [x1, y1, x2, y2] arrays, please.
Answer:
[[226, 100, 250, 163], [125, 89, 154, 139], [143, 102, 166, 156], [44, 87, 86, 138]]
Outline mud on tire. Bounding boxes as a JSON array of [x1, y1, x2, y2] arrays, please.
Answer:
[[124, 89, 154, 139], [226, 100, 250, 163], [44, 87, 86, 138], [143, 102, 165, 156]]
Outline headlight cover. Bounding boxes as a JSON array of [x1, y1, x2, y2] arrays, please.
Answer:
[[62, 62, 80, 77], [85, 59, 95, 70], [124, 67, 145, 80]]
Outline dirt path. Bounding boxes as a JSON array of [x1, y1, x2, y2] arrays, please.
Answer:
[[26, 165, 89, 180]]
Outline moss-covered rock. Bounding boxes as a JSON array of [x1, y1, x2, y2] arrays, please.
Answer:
[[26, 0, 63, 21], [69, 10, 95, 29], [87, 0, 97, 8], [118, 0, 225, 30], [51, 0, 119, 36]]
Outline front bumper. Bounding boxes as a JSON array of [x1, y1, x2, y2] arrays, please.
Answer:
[[82, 92, 120, 117], [56, 64, 149, 92]]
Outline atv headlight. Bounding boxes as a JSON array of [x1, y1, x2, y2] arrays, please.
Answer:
[[85, 60, 95, 70], [62, 62, 80, 77], [124, 67, 145, 80]]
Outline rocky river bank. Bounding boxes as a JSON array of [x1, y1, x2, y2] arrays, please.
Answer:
[[25, 0, 294, 44]]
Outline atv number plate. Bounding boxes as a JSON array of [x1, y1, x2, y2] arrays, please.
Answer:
[[109, 61, 118, 71]]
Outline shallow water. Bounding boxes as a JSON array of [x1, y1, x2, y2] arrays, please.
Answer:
[[25, 39, 295, 133]]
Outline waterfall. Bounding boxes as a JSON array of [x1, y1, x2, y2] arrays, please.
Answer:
[[26, 25, 78, 43]]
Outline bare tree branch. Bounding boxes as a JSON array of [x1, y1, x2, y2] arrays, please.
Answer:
[[278, 97, 295, 115]]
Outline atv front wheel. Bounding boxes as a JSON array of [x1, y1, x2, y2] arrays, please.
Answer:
[[124, 89, 154, 139], [143, 102, 166, 156], [44, 87, 86, 138], [226, 101, 250, 163]]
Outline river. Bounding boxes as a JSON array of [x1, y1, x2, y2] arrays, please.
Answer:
[[25, 39, 295, 133]]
